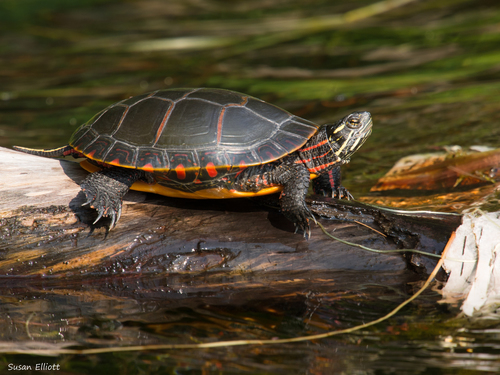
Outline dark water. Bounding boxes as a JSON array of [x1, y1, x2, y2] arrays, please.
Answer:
[[2, 270, 491, 374], [1, 0, 500, 373]]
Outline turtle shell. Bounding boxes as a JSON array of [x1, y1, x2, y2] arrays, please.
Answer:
[[70, 88, 319, 182]]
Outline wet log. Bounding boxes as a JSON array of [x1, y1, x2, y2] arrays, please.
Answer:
[[0, 146, 461, 280]]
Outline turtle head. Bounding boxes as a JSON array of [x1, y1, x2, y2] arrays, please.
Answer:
[[326, 111, 372, 163]]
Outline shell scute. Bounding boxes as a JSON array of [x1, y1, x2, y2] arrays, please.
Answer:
[[114, 98, 172, 146], [219, 106, 276, 147], [245, 97, 291, 124], [83, 135, 114, 161], [155, 99, 221, 149], [91, 105, 127, 135], [136, 148, 168, 171], [103, 141, 138, 167]]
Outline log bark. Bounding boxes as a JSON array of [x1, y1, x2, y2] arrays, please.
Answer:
[[0, 146, 460, 279]]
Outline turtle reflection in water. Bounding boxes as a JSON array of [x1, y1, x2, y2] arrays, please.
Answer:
[[14, 88, 372, 238]]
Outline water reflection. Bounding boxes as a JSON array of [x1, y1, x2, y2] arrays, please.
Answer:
[[2, 270, 499, 373]]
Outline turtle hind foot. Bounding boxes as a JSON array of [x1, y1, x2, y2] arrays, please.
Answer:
[[81, 177, 124, 229], [80, 167, 143, 229]]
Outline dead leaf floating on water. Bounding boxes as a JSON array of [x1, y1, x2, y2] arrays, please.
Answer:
[[371, 147, 500, 192]]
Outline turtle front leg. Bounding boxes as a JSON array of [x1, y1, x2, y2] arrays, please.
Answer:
[[81, 167, 145, 228], [312, 166, 353, 200], [267, 160, 314, 239]]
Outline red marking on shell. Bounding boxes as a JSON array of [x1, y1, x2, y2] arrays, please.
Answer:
[[143, 163, 154, 173], [111, 158, 120, 165], [217, 108, 226, 145], [194, 179, 202, 184], [153, 101, 175, 145], [86, 149, 96, 159], [175, 164, 186, 180], [206, 162, 217, 178], [216, 96, 249, 145]]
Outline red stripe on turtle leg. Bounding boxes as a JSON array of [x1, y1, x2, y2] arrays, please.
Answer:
[[328, 169, 336, 189], [298, 139, 328, 152], [307, 161, 337, 173]]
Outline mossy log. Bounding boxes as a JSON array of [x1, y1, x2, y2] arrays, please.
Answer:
[[0, 146, 461, 279]]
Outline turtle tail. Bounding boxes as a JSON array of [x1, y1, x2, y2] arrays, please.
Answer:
[[12, 144, 76, 158]]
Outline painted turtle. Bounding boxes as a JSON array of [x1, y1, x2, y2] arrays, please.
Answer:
[[14, 88, 372, 238]]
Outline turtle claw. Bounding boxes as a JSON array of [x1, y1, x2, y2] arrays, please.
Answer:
[[93, 206, 105, 225], [333, 186, 354, 200], [294, 221, 311, 240], [310, 212, 317, 225], [116, 204, 122, 225], [89, 196, 122, 228], [82, 192, 97, 206], [109, 210, 117, 229], [292, 209, 315, 240]]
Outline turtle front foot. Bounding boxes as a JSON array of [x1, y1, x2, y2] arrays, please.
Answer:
[[332, 186, 354, 200], [314, 185, 354, 200], [285, 203, 317, 240], [293, 218, 313, 240], [312, 167, 354, 200]]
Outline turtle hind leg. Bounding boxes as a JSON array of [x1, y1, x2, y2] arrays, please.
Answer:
[[13, 144, 76, 158], [81, 167, 145, 228]]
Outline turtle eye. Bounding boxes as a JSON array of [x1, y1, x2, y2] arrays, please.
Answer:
[[346, 115, 362, 129]]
